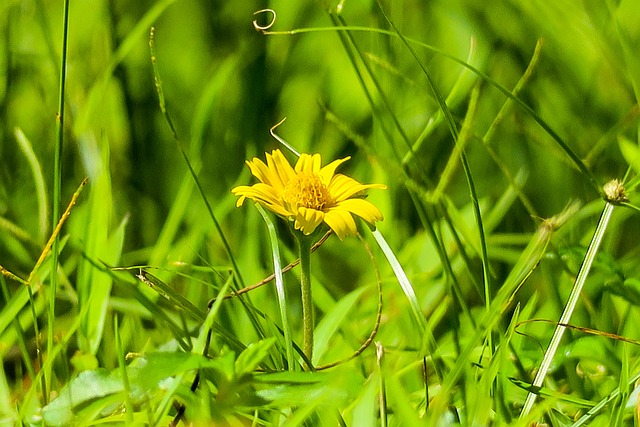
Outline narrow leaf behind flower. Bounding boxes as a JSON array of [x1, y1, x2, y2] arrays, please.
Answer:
[[256, 204, 295, 371]]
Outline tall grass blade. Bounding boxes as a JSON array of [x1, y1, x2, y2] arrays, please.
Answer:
[[520, 200, 616, 418], [371, 229, 425, 332], [256, 204, 295, 371], [47, 0, 70, 404]]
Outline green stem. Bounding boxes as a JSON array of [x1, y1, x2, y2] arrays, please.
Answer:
[[298, 234, 314, 368]]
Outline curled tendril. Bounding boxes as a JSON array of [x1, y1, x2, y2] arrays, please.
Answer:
[[253, 9, 276, 32]]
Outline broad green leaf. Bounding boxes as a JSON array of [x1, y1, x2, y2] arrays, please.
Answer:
[[43, 352, 230, 425], [236, 338, 277, 377]]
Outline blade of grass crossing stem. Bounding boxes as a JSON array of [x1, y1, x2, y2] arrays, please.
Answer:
[[520, 201, 616, 418], [256, 204, 295, 371], [149, 28, 244, 293], [47, 0, 70, 405]]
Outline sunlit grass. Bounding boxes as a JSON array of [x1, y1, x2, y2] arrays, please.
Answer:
[[1, 0, 640, 425]]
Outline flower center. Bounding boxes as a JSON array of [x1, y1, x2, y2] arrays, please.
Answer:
[[282, 172, 333, 211]]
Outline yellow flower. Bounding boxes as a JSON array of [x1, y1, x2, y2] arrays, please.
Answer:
[[232, 149, 386, 240]]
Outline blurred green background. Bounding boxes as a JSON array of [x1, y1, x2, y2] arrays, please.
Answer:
[[2, 0, 640, 423]]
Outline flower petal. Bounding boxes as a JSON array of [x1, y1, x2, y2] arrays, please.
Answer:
[[293, 207, 324, 235], [266, 149, 296, 191], [334, 198, 384, 226], [319, 156, 350, 185], [232, 183, 291, 217], [328, 174, 387, 202], [245, 157, 274, 186], [323, 208, 358, 240], [295, 153, 322, 174]]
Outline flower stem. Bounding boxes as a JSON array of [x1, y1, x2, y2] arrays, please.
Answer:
[[297, 234, 314, 368]]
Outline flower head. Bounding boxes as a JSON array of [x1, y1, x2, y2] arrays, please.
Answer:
[[232, 149, 386, 240]]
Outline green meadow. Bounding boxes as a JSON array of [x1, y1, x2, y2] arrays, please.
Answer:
[[2, 0, 640, 425]]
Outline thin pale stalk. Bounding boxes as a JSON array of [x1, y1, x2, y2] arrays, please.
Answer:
[[520, 202, 615, 418]]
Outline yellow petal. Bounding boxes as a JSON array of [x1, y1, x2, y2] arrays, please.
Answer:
[[328, 174, 387, 202], [335, 198, 383, 225], [266, 149, 295, 190], [293, 207, 324, 235], [319, 156, 350, 185], [323, 208, 357, 240], [295, 153, 322, 174], [232, 183, 290, 217], [245, 158, 274, 186]]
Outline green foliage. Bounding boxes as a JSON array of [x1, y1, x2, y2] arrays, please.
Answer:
[[2, 0, 640, 425]]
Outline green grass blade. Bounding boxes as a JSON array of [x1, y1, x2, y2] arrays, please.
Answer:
[[193, 275, 235, 356], [371, 229, 425, 332], [0, 277, 36, 382], [14, 128, 48, 242], [148, 28, 269, 344], [114, 316, 133, 425], [134, 270, 206, 322], [47, 0, 70, 405], [76, 138, 125, 355], [569, 371, 640, 427], [520, 200, 616, 418], [427, 202, 578, 421], [256, 204, 295, 371], [313, 286, 367, 366]]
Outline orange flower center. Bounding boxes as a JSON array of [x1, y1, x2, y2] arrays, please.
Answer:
[[282, 172, 333, 211]]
